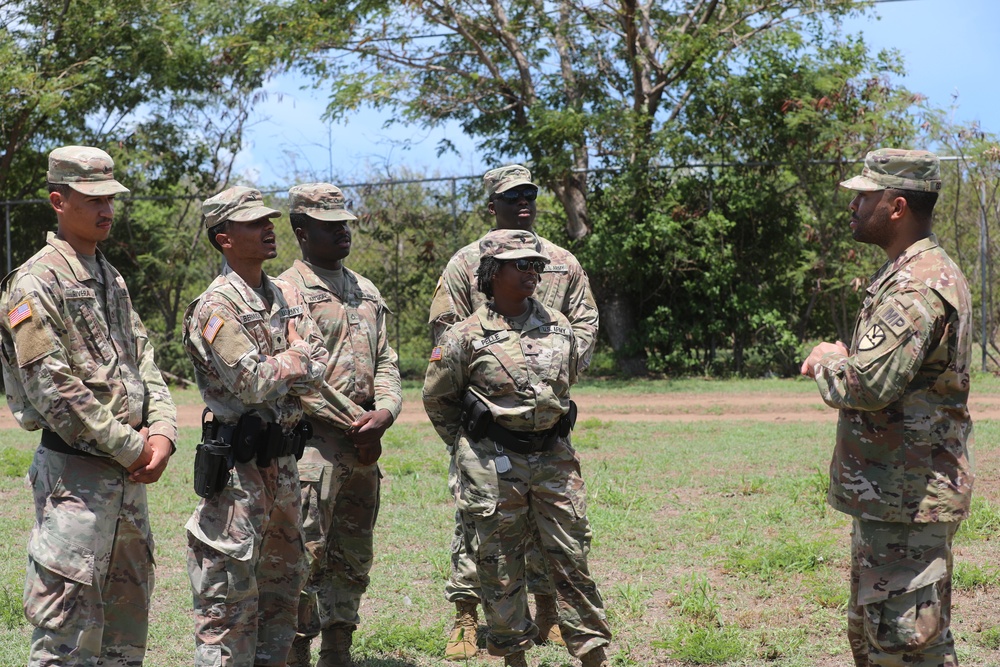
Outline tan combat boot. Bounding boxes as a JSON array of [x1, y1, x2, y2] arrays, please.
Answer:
[[286, 635, 312, 667], [579, 646, 608, 667], [445, 599, 479, 660], [504, 651, 529, 667], [316, 625, 353, 667], [532, 593, 565, 646]]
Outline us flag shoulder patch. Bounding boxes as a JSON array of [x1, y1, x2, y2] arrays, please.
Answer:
[[203, 313, 225, 344], [8, 300, 32, 328], [429, 346, 443, 362]]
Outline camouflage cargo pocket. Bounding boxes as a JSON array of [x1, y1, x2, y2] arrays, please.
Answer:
[[23, 526, 94, 630], [859, 546, 948, 653], [455, 440, 498, 519]]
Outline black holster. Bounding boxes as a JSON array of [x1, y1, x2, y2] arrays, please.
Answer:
[[559, 400, 578, 437], [193, 409, 233, 499], [461, 391, 493, 441]]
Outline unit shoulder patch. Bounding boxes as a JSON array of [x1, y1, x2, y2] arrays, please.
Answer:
[[857, 301, 915, 353]]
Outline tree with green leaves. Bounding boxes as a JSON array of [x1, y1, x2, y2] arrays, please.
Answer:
[[0, 0, 364, 377], [289, 0, 940, 372]]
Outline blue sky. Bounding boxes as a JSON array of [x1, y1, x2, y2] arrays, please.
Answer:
[[234, 0, 1000, 188]]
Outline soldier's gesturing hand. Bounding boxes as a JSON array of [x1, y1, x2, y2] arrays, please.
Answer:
[[800, 340, 849, 378]]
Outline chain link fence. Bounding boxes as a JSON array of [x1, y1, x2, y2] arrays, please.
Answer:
[[4, 161, 1000, 375]]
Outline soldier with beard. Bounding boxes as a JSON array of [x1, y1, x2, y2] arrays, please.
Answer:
[[802, 149, 974, 667]]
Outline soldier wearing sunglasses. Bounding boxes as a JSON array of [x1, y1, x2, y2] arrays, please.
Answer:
[[428, 165, 599, 660], [423, 229, 611, 667]]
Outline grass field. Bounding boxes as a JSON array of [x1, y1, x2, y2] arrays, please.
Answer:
[[0, 378, 998, 666]]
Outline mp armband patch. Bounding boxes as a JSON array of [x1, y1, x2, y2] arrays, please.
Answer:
[[857, 302, 914, 352]]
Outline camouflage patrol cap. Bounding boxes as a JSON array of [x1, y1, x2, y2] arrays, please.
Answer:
[[202, 186, 281, 229], [288, 183, 358, 222], [840, 148, 942, 193], [483, 164, 536, 198], [479, 229, 549, 262], [47, 146, 129, 196]]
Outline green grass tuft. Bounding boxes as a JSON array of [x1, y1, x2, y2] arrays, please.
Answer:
[[653, 622, 746, 664], [724, 534, 834, 581], [973, 626, 1000, 651], [0, 448, 32, 479], [952, 561, 1000, 592], [354, 619, 448, 658], [0, 586, 23, 631], [956, 496, 1000, 542], [670, 573, 720, 625]]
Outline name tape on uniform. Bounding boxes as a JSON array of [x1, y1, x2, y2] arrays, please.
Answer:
[[239, 312, 263, 325], [304, 293, 332, 304], [473, 330, 511, 351], [65, 288, 95, 299]]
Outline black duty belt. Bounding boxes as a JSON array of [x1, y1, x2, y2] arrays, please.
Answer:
[[485, 421, 560, 455], [40, 429, 100, 457]]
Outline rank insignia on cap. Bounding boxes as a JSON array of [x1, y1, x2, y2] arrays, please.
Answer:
[[203, 313, 225, 344], [429, 346, 443, 362], [857, 324, 886, 351], [8, 301, 32, 328]]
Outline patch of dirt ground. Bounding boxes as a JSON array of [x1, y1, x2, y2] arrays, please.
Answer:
[[6, 390, 1000, 429]]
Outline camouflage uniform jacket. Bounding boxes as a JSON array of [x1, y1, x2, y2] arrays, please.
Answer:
[[279, 260, 402, 429], [183, 269, 348, 430], [0, 232, 176, 466], [428, 236, 598, 370], [423, 299, 577, 446], [813, 235, 973, 523]]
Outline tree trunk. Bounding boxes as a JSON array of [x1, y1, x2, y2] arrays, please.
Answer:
[[596, 286, 647, 376]]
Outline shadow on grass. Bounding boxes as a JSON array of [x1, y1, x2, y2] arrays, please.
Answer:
[[357, 658, 421, 667]]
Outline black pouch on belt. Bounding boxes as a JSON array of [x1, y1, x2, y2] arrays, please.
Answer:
[[461, 391, 492, 441]]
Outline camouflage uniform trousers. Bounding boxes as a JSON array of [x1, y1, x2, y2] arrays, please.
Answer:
[[25, 447, 154, 667], [848, 518, 960, 667], [455, 434, 611, 657], [294, 428, 381, 637], [446, 453, 554, 603], [188, 454, 306, 667]]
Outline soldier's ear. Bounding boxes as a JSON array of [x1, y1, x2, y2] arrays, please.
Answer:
[[49, 190, 66, 213], [487, 199, 497, 216], [887, 194, 908, 221]]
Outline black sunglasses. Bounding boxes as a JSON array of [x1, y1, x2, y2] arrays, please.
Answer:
[[496, 187, 539, 202], [511, 259, 546, 273]]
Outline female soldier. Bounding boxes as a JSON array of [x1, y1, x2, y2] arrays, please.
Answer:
[[423, 229, 611, 667]]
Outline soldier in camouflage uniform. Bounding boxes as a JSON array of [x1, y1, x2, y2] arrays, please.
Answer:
[[802, 149, 973, 667], [184, 186, 355, 667], [423, 229, 611, 667], [0, 146, 177, 666], [428, 165, 599, 659], [279, 184, 402, 667]]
